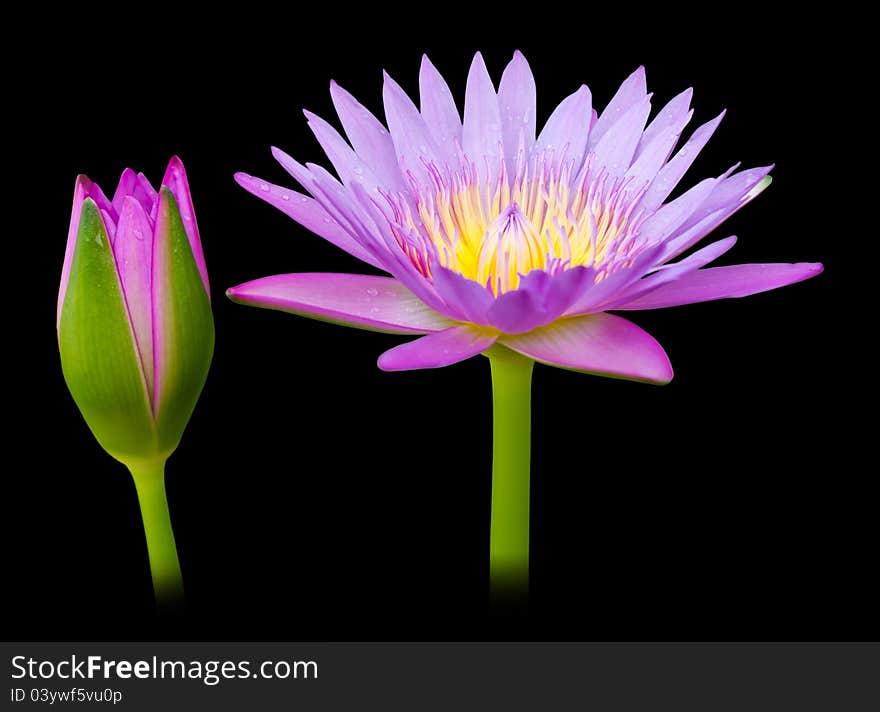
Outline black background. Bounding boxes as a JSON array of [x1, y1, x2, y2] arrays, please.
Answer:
[[5, 11, 867, 641]]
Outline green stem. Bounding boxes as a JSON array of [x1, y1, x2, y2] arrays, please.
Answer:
[[487, 346, 534, 609], [127, 459, 184, 613]]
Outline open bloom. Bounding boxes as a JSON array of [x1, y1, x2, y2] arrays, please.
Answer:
[[58, 157, 214, 464], [229, 52, 821, 383]]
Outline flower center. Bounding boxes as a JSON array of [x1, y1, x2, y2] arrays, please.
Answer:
[[388, 155, 654, 295]]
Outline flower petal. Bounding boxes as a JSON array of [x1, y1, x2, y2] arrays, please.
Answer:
[[58, 175, 91, 328], [602, 236, 738, 310], [634, 87, 693, 162], [497, 50, 537, 168], [432, 266, 494, 324], [614, 262, 824, 310], [304, 109, 379, 190], [642, 111, 726, 209], [161, 156, 210, 297], [657, 166, 773, 262], [234, 171, 385, 270], [501, 313, 673, 384], [462, 52, 503, 182], [227, 273, 454, 334], [113, 196, 155, 391], [383, 71, 442, 183], [378, 325, 497, 371], [419, 54, 462, 162], [486, 266, 596, 334], [590, 66, 647, 146], [591, 98, 651, 177], [330, 80, 406, 192], [534, 85, 591, 168]]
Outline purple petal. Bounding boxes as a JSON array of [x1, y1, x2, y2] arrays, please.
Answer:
[[640, 177, 717, 242], [486, 266, 596, 334], [602, 236, 738, 310], [497, 50, 537, 169], [534, 85, 591, 169], [330, 81, 406, 191], [134, 172, 158, 218], [419, 55, 461, 163], [111, 168, 138, 217], [614, 262, 823, 310], [234, 171, 385, 270], [462, 52, 503, 182], [634, 87, 693, 162], [501, 312, 673, 384], [590, 66, 647, 147], [591, 98, 651, 177], [564, 243, 666, 315], [58, 175, 91, 328], [113, 196, 155, 390], [642, 111, 726, 209], [161, 156, 210, 297], [658, 166, 773, 262], [377, 325, 497, 371], [432, 266, 494, 324], [383, 71, 442, 183], [303, 110, 379, 191], [227, 273, 455, 334], [677, 165, 773, 234]]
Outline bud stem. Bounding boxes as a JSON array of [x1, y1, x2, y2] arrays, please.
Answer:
[[128, 459, 184, 613]]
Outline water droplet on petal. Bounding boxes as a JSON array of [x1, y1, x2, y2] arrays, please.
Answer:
[[369, 307, 380, 314], [300, 197, 309, 203], [281, 194, 290, 201], [353, 166, 364, 175], [323, 217, 332, 223], [259, 183, 270, 192], [366, 287, 379, 297], [134, 229, 144, 241]]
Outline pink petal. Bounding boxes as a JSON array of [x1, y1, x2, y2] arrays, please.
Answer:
[[614, 262, 824, 310], [497, 50, 537, 168], [419, 54, 462, 163], [58, 175, 91, 329], [113, 196, 155, 390], [501, 313, 673, 384], [234, 171, 385, 270], [227, 273, 454, 334], [377, 325, 497, 371], [161, 156, 210, 297]]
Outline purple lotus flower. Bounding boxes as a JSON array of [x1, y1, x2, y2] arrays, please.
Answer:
[[58, 157, 213, 607], [229, 52, 822, 604], [229, 52, 820, 381]]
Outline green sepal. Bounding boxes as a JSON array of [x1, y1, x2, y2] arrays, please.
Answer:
[[152, 187, 214, 454], [58, 198, 158, 461]]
